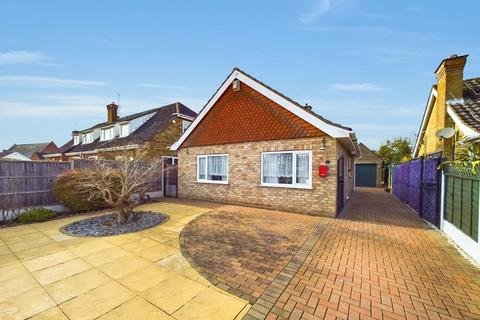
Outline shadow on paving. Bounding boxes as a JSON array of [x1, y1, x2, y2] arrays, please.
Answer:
[[339, 188, 433, 230]]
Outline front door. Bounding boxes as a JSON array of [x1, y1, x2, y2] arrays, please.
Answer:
[[337, 157, 345, 215], [163, 157, 178, 198]]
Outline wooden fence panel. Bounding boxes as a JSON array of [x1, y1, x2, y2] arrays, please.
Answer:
[[0, 159, 164, 212], [444, 166, 480, 241], [0, 161, 71, 209]]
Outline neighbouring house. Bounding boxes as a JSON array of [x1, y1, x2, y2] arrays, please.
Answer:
[[0, 151, 32, 161], [44, 102, 197, 161], [355, 143, 383, 188], [171, 68, 359, 217], [3, 142, 58, 160], [413, 54, 480, 160]]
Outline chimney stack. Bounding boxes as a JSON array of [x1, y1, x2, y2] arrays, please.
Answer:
[[106, 102, 118, 123], [434, 54, 468, 159]]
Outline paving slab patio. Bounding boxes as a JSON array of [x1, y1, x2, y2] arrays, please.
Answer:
[[0, 200, 249, 320]]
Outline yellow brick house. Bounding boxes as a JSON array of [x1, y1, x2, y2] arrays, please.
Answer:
[[413, 54, 480, 160]]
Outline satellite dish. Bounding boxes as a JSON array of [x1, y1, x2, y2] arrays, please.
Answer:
[[435, 127, 455, 139]]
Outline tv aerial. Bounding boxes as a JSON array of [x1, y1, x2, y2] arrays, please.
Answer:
[[435, 127, 455, 140]]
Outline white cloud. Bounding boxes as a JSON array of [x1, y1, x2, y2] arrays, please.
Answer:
[[0, 50, 49, 65], [0, 75, 105, 88], [300, 0, 334, 24], [328, 82, 385, 92], [136, 83, 188, 90], [0, 94, 198, 118]]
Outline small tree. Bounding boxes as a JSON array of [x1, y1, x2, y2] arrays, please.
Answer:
[[75, 157, 163, 223], [455, 138, 480, 161], [377, 137, 413, 165]]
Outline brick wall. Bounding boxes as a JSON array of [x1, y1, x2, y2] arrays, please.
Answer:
[[178, 136, 352, 217], [138, 119, 182, 159]]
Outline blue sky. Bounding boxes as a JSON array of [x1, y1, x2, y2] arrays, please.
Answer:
[[1, 0, 479, 150]]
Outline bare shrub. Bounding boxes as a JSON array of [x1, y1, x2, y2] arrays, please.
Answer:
[[74, 157, 163, 223]]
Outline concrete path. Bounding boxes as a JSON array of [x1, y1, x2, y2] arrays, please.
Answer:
[[0, 201, 250, 320]]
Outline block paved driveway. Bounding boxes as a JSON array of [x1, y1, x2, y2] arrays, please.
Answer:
[[183, 188, 480, 320]]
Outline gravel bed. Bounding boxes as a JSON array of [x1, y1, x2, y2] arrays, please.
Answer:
[[63, 211, 168, 237]]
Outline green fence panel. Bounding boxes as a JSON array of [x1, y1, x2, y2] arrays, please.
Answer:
[[445, 176, 454, 222], [472, 181, 479, 241], [452, 177, 462, 227], [461, 179, 472, 236], [444, 165, 480, 242]]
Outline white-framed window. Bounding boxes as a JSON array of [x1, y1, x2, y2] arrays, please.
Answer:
[[197, 154, 228, 184], [261, 150, 312, 189], [73, 135, 80, 145], [119, 123, 129, 137], [101, 127, 114, 141], [182, 120, 192, 133], [83, 132, 93, 144]]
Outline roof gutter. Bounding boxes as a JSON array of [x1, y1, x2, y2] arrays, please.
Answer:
[[64, 144, 140, 156]]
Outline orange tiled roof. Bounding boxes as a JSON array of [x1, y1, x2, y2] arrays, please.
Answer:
[[182, 81, 326, 147]]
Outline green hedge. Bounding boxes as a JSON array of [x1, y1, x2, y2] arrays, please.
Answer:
[[16, 208, 55, 223]]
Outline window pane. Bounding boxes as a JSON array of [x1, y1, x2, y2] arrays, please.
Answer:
[[198, 157, 206, 180], [207, 155, 227, 181], [263, 153, 293, 184], [296, 153, 310, 184], [120, 125, 129, 137]]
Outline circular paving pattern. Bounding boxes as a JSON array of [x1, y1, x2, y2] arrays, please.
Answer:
[[62, 211, 168, 237], [180, 205, 322, 303]]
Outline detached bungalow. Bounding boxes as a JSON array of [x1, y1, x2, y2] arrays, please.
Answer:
[[172, 68, 359, 216]]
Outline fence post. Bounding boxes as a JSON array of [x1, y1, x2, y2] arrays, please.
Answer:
[[70, 160, 75, 170], [440, 170, 445, 231]]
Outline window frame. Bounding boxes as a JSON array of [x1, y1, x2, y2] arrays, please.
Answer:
[[196, 154, 229, 184], [83, 131, 93, 144], [260, 150, 313, 189], [119, 123, 129, 138], [182, 120, 192, 133], [101, 126, 115, 141], [73, 135, 80, 145]]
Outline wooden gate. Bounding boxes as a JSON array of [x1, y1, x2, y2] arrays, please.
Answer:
[[163, 157, 178, 198]]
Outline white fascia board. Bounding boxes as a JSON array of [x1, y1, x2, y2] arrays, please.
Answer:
[[43, 153, 62, 158], [172, 113, 195, 121], [413, 87, 438, 157], [64, 144, 140, 156], [447, 106, 480, 138], [171, 69, 352, 150]]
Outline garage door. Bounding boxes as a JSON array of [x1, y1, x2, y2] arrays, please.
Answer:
[[356, 164, 377, 187]]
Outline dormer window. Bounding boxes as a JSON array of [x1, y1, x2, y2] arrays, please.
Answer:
[[119, 123, 129, 138], [73, 135, 80, 145], [83, 132, 93, 144], [182, 120, 192, 133], [101, 127, 114, 141]]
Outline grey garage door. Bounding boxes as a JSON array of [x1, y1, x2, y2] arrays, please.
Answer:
[[355, 164, 377, 187]]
